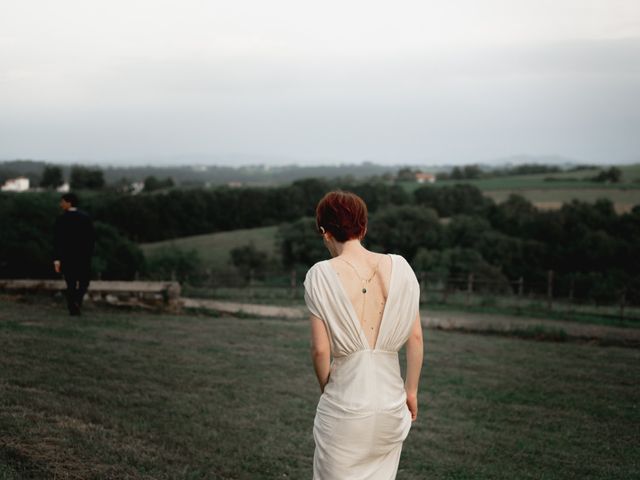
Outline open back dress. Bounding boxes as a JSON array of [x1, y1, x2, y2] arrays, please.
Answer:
[[304, 254, 420, 480]]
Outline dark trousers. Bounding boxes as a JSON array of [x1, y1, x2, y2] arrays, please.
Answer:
[[63, 265, 91, 314]]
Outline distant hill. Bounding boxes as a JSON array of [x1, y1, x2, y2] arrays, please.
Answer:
[[3, 157, 639, 187], [0, 160, 402, 186]]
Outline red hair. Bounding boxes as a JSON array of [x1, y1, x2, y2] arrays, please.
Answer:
[[315, 191, 368, 242]]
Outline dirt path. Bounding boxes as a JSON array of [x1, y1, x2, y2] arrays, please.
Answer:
[[181, 298, 640, 346], [181, 297, 305, 319]]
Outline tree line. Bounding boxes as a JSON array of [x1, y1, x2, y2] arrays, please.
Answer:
[[1, 179, 638, 305]]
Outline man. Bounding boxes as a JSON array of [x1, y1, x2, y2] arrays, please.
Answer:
[[53, 193, 95, 315]]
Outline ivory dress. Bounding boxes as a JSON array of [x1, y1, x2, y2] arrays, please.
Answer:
[[304, 254, 420, 480]]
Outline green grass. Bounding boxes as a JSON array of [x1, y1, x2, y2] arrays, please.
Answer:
[[455, 324, 570, 343], [619, 163, 640, 183], [422, 292, 640, 328], [483, 188, 640, 212], [400, 164, 640, 211], [181, 285, 640, 329], [1, 296, 639, 479], [140, 225, 280, 271], [408, 163, 640, 190]]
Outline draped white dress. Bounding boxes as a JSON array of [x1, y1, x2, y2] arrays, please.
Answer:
[[304, 254, 420, 480]]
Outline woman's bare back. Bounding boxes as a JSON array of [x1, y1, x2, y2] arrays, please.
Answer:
[[329, 252, 393, 349]]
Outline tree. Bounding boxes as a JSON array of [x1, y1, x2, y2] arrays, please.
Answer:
[[396, 167, 416, 181], [70, 166, 105, 189], [412, 247, 511, 293], [144, 246, 201, 282], [278, 217, 328, 268], [444, 215, 491, 248], [462, 164, 482, 179], [143, 176, 174, 192], [487, 194, 537, 236], [0, 193, 58, 278], [450, 166, 464, 180], [367, 205, 442, 260], [40, 166, 64, 189], [230, 243, 270, 280], [592, 167, 621, 183], [91, 222, 145, 280], [414, 184, 490, 217], [143, 176, 161, 192]]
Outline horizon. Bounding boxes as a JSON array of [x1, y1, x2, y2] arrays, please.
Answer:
[[1, 153, 638, 169]]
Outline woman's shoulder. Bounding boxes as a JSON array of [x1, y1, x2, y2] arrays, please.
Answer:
[[304, 260, 330, 283], [389, 253, 411, 268], [389, 254, 419, 283], [308, 259, 330, 272]]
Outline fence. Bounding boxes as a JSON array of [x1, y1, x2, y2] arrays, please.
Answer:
[[179, 268, 639, 321]]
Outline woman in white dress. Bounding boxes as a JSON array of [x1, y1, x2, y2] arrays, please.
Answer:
[[304, 191, 424, 480]]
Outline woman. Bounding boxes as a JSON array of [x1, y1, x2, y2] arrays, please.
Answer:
[[304, 191, 424, 480]]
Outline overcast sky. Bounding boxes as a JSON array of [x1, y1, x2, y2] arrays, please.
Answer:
[[1, 0, 639, 165]]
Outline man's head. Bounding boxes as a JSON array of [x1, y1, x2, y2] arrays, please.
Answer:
[[60, 193, 79, 211]]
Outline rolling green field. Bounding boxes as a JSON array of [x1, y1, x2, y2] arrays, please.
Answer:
[[0, 297, 638, 479], [483, 188, 640, 212], [138, 166, 640, 272], [399, 164, 640, 213], [141, 226, 280, 271], [408, 163, 640, 191]]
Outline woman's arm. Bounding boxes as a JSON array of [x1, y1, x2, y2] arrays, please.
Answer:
[[310, 314, 331, 393], [405, 311, 424, 421]]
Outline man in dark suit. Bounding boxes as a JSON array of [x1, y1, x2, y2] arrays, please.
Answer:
[[54, 193, 95, 316]]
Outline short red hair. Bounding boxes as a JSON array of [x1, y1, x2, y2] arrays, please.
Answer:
[[315, 191, 368, 242]]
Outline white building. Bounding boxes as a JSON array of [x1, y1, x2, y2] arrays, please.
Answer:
[[56, 182, 70, 193], [130, 182, 144, 195], [1, 177, 30, 192], [415, 172, 436, 184]]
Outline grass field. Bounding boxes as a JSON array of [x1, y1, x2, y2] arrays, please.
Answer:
[[405, 163, 640, 191], [1, 296, 638, 479], [482, 188, 640, 213], [138, 166, 640, 272], [400, 164, 640, 212], [141, 226, 280, 271]]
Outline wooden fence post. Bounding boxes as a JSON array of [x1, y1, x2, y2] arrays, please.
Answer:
[[419, 271, 426, 304], [518, 277, 524, 297], [620, 287, 626, 320], [466, 273, 474, 306], [442, 277, 449, 304], [568, 277, 574, 302], [547, 270, 554, 311], [290, 269, 297, 298]]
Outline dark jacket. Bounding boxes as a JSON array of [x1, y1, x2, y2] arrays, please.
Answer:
[[54, 209, 95, 268]]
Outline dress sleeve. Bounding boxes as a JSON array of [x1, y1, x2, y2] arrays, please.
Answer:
[[303, 265, 323, 318], [397, 254, 421, 309]]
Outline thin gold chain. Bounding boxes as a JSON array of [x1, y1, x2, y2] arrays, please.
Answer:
[[338, 257, 380, 288], [338, 256, 384, 340]]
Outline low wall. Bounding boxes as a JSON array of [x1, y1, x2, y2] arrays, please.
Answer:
[[0, 279, 181, 311]]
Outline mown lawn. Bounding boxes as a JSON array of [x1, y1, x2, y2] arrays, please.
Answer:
[[0, 296, 638, 479]]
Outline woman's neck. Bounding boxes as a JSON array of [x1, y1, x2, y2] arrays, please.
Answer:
[[335, 239, 368, 257]]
